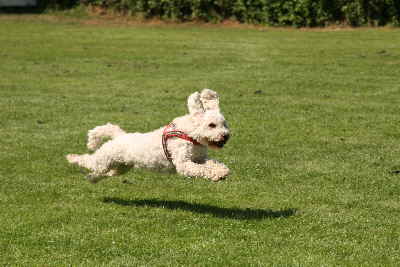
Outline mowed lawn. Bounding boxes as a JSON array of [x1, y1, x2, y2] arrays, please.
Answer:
[[1, 15, 400, 266]]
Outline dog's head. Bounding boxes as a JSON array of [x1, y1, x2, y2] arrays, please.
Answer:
[[185, 89, 230, 149]]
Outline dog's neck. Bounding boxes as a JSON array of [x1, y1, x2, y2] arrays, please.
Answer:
[[162, 122, 201, 163]]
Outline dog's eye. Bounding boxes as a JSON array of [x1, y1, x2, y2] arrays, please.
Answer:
[[209, 123, 216, 128]]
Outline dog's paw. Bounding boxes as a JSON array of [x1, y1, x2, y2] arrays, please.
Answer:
[[210, 167, 230, 181], [66, 154, 79, 164]]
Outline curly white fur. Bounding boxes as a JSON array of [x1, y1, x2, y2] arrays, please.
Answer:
[[66, 89, 230, 183]]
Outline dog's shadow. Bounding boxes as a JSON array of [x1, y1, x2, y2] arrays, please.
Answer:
[[103, 197, 297, 220]]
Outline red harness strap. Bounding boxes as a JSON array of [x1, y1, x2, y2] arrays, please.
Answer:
[[162, 123, 200, 162]]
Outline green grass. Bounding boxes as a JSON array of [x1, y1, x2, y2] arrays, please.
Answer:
[[1, 15, 400, 266]]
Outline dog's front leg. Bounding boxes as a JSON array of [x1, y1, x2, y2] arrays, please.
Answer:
[[173, 155, 229, 181], [203, 158, 230, 181]]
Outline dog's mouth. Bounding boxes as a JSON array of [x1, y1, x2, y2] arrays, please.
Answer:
[[207, 135, 229, 149], [208, 140, 226, 148]]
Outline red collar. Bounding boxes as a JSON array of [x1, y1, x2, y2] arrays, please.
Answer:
[[162, 123, 200, 162]]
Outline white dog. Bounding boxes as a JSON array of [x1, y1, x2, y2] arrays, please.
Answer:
[[66, 89, 230, 183]]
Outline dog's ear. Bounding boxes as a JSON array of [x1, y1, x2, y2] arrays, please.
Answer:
[[200, 89, 220, 111], [187, 91, 205, 115]]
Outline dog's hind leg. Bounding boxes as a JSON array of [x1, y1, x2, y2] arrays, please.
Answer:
[[86, 165, 131, 184], [66, 154, 93, 169], [67, 152, 133, 183], [67, 153, 113, 182]]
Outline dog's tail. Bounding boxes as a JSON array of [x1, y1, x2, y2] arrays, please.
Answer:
[[87, 123, 126, 151]]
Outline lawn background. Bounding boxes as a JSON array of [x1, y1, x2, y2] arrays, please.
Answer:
[[1, 15, 400, 266]]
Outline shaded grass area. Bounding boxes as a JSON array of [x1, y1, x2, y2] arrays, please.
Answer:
[[103, 197, 297, 220], [1, 15, 400, 266]]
